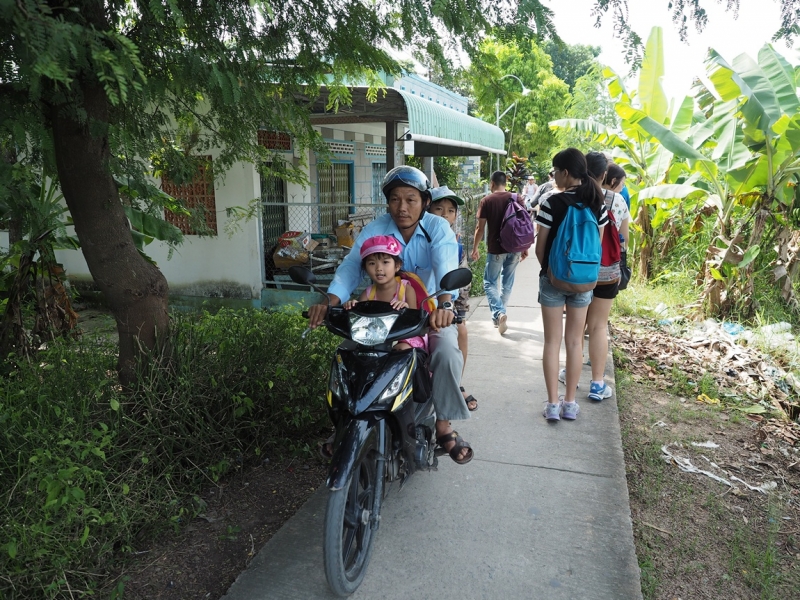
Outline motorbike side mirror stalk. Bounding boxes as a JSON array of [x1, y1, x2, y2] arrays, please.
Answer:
[[420, 267, 473, 305], [288, 266, 331, 306]]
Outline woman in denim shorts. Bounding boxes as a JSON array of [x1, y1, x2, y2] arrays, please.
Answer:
[[581, 155, 631, 402], [534, 149, 608, 422]]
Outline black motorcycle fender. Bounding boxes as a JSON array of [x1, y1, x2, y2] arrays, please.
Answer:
[[326, 417, 381, 491]]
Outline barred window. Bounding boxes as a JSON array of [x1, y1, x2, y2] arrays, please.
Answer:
[[161, 157, 218, 235]]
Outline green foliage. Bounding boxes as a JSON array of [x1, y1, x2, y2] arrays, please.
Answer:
[[469, 241, 487, 297], [555, 63, 620, 153], [0, 307, 338, 598], [406, 156, 463, 188], [469, 35, 571, 162], [543, 41, 600, 91]]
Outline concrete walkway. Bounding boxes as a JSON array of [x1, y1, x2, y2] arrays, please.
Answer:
[[223, 257, 642, 600]]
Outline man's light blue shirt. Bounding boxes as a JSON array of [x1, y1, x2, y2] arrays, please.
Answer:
[[327, 212, 459, 303]]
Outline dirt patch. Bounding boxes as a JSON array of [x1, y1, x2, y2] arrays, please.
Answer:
[[117, 457, 326, 599], [616, 317, 800, 599]]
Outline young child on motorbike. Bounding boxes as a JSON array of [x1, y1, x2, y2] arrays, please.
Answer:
[[428, 187, 478, 411], [342, 235, 426, 352]]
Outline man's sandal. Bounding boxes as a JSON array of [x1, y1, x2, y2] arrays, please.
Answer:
[[460, 386, 478, 412], [319, 434, 335, 460], [435, 431, 474, 465]]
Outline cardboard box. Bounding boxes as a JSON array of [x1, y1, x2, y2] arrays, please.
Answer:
[[273, 247, 309, 269], [334, 222, 359, 248], [278, 231, 319, 253]]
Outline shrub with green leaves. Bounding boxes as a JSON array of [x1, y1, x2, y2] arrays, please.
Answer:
[[0, 307, 337, 599], [469, 241, 487, 297]]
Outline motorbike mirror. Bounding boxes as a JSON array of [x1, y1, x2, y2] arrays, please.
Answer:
[[439, 267, 472, 292], [288, 266, 330, 304], [422, 267, 474, 304], [288, 266, 315, 285]]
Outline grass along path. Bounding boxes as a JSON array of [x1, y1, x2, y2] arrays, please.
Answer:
[[615, 330, 800, 599]]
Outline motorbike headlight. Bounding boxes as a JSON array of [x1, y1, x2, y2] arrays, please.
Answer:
[[349, 314, 399, 345]]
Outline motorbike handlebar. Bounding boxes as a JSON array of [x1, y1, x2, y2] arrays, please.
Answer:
[[301, 307, 461, 325]]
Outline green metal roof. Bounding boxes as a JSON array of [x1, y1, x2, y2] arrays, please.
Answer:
[[397, 90, 506, 156]]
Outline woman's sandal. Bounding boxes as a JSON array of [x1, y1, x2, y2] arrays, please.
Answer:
[[460, 386, 478, 411], [435, 431, 474, 465]]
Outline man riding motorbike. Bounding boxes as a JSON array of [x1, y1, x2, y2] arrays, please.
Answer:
[[307, 166, 473, 464]]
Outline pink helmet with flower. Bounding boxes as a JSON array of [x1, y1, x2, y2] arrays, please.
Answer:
[[360, 235, 402, 260]]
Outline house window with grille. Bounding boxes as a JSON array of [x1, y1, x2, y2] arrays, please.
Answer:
[[371, 163, 386, 204], [161, 157, 217, 235], [258, 131, 292, 151], [318, 162, 352, 233]]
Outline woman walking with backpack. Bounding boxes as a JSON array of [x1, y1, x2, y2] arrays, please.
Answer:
[[581, 156, 630, 400], [535, 149, 608, 422]]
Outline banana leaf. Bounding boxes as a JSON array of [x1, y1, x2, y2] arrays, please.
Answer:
[[638, 26, 668, 125], [732, 52, 783, 131], [671, 96, 695, 139], [638, 184, 708, 202], [124, 206, 183, 246], [757, 45, 800, 117]]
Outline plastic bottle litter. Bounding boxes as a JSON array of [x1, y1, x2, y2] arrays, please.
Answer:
[[759, 322, 792, 335], [722, 322, 745, 336], [653, 303, 669, 317]]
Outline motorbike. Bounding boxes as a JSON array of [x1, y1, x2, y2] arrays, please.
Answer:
[[288, 266, 472, 597]]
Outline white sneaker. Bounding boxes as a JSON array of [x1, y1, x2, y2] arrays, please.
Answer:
[[558, 368, 579, 389], [498, 314, 508, 334]]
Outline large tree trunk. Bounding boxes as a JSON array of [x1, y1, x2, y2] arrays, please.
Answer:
[[49, 83, 169, 385]]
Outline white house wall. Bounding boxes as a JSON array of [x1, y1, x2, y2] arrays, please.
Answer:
[[56, 156, 265, 301], [52, 120, 413, 302]]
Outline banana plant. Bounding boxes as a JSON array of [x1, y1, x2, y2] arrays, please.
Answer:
[[0, 175, 81, 358], [638, 44, 800, 314]]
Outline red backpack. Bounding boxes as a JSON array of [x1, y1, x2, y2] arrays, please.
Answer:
[[600, 190, 622, 272]]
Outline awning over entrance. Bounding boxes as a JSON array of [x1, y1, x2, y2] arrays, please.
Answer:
[[396, 89, 506, 157], [305, 87, 506, 157]]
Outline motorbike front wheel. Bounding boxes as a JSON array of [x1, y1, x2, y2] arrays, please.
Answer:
[[323, 447, 381, 596]]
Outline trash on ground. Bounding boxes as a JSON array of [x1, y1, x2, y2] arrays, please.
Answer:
[[661, 445, 777, 494], [691, 441, 720, 448]]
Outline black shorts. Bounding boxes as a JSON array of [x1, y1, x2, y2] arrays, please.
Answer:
[[593, 280, 620, 300]]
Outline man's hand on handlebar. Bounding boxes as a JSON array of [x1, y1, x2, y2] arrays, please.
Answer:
[[428, 308, 455, 332], [307, 304, 328, 329], [307, 294, 342, 329]]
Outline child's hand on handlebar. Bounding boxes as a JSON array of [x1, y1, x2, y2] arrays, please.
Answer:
[[389, 299, 408, 310], [342, 300, 359, 310]]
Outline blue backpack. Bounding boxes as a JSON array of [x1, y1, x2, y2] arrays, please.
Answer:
[[547, 195, 601, 292]]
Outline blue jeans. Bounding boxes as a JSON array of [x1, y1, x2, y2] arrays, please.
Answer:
[[483, 252, 521, 321]]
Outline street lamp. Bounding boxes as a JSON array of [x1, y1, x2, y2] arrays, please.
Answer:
[[492, 74, 530, 175]]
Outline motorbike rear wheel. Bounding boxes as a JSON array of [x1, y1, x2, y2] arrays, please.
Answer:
[[323, 448, 381, 596]]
